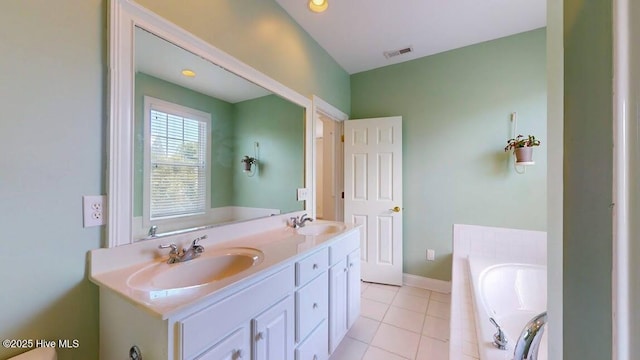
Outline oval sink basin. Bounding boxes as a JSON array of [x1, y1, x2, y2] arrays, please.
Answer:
[[296, 223, 346, 236], [127, 247, 263, 298]]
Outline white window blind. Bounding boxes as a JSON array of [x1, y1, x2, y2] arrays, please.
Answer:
[[149, 108, 208, 220]]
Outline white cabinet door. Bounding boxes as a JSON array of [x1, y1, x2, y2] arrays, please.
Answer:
[[328, 259, 348, 353], [253, 296, 295, 360], [196, 327, 249, 360], [347, 250, 361, 328]]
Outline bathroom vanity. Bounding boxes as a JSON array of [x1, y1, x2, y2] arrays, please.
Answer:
[[97, 1, 362, 358], [89, 220, 361, 360]]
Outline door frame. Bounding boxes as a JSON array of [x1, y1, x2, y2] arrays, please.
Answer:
[[311, 95, 348, 221]]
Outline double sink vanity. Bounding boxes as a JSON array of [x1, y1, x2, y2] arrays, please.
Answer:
[[99, 0, 361, 358], [89, 217, 361, 360]]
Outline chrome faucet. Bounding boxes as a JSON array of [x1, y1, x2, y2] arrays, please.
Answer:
[[290, 213, 314, 228], [148, 225, 157, 238], [489, 317, 508, 350], [513, 311, 547, 360], [158, 235, 207, 264]]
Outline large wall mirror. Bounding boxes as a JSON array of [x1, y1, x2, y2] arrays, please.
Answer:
[[108, 0, 314, 247]]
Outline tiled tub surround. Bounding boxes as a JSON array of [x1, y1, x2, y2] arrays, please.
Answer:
[[450, 224, 546, 360]]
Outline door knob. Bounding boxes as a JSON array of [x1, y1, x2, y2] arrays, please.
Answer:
[[390, 206, 401, 213]]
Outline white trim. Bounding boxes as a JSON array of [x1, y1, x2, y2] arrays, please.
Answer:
[[108, 0, 312, 247], [402, 273, 452, 294], [311, 95, 348, 222], [312, 95, 348, 122], [612, 0, 630, 358], [142, 96, 212, 227]]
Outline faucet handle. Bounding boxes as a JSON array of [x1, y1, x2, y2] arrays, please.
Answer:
[[489, 317, 508, 350], [191, 235, 206, 253], [159, 243, 178, 253], [191, 235, 207, 246]]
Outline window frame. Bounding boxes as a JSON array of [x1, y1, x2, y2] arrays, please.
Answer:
[[142, 96, 212, 230]]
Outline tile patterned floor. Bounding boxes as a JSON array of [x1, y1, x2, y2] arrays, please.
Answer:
[[329, 282, 452, 360]]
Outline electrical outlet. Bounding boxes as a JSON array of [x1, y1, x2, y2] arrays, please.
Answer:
[[427, 249, 435, 261], [297, 188, 309, 201], [83, 195, 107, 227]]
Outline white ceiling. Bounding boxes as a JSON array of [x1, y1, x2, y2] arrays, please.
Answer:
[[275, 0, 547, 74], [135, 28, 271, 103]]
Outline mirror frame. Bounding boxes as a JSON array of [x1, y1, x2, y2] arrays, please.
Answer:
[[108, 0, 314, 247]]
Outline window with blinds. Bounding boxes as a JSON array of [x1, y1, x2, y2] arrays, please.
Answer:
[[144, 97, 210, 221]]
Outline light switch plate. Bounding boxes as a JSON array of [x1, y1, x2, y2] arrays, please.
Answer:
[[297, 188, 309, 201]]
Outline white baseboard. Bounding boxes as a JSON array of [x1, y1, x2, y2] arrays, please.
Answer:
[[402, 273, 452, 294]]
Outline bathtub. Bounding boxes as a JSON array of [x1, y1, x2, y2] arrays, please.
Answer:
[[468, 257, 547, 360]]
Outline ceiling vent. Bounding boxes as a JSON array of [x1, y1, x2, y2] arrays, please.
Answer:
[[383, 46, 414, 59]]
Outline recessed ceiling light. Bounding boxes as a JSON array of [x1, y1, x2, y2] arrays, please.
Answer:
[[308, 0, 328, 13], [181, 69, 196, 78]]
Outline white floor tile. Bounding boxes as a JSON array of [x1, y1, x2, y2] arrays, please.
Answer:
[[362, 346, 409, 360], [430, 292, 451, 304], [329, 337, 368, 360], [361, 281, 370, 293], [415, 336, 449, 360], [347, 316, 380, 343], [382, 306, 425, 333], [362, 286, 397, 304], [422, 315, 450, 341], [426, 300, 451, 320], [398, 286, 431, 298], [392, 292, 430, 313], [329, 283, 463, 360], [360, 298, 390, 321], [371, 323, 421, 359], [367, 282, 401, 292]]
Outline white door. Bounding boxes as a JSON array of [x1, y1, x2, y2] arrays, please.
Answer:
[[344, 116, 403, 286]]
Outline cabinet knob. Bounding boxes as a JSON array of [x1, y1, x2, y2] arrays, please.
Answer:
[[232, 349, 242, 359], [349, 263, 354, 268], [313, 302, 318, 309], [255, 332, 264, 341], [313, 355, 318, 360], [344, 267, 348, 273], [312, 263, 318, 270]]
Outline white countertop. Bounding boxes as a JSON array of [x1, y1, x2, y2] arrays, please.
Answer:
[[89, 220, 358, 319]]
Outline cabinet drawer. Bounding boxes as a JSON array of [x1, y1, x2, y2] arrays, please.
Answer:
[[295, 320, 329, 360], [296, 271, 328, 343], [181, 266, 294, 360], [195, 327, 249, 360], [296, 247, 328, 286], [329, 232, 359, 266]]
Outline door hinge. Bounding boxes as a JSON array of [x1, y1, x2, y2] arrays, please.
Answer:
[[341, 134, 344, 142]]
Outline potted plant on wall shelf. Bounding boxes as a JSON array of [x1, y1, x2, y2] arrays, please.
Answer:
[[504, 134, 541, 163]]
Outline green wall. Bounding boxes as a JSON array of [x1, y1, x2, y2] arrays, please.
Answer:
[[135, 0, 350, 115], [233, 95, 305, 212], [351, 29, 547, 281], [0, 1, 102, 359], [0, 1, 349, 359], [563, 0, 612, 358]]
